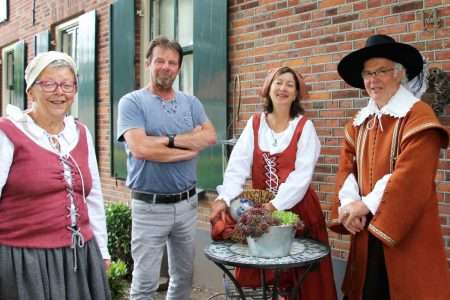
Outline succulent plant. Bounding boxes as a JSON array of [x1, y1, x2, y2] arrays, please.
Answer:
[[272, 210, 300, 226], [231, 208, 304, 243]]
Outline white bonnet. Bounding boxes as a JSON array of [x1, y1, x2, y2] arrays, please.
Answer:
[[24, 51, 78, 92]]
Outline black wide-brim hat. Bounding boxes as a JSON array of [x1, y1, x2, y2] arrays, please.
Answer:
[[337, 34, 423, 89]]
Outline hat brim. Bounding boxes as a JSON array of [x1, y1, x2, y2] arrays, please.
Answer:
[[337, 43, 423, 89]]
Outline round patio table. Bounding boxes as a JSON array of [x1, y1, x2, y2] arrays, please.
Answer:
[[204, 238, 330, 300]]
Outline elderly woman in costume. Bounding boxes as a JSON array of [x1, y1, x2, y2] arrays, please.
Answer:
[[209, 66, 337, 300], [329, 34, 450, 300], [0, 51, 111, 299]]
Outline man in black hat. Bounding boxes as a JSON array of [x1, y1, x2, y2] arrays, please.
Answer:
[[329, 34, 450, 300]]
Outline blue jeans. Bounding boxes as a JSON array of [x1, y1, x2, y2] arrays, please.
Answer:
[[129, 194, 198, 300]]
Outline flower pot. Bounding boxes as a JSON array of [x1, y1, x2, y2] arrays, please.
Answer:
[[246, 225, 295, 258]]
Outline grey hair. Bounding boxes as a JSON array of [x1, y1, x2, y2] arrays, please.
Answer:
[[394, 62, 408, 86], [46, 59, 76, 74], [43, 59, 78, 85]]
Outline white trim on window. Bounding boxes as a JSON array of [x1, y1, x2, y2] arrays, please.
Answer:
[[1, 42, 16, 115], [0, 0, 8, 23], [55, 17, 80, 118]]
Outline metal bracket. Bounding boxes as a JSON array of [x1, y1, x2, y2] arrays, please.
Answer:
[[423, 8, 442, 29]]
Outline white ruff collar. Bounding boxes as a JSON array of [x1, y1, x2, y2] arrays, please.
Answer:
[[353, 85, 419, 127]]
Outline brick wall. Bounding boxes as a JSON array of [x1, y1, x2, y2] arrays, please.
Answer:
[[227, 0, 450, 266], [0, 0, 449, 268]]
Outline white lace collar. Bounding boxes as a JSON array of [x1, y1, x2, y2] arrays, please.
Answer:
[[353, 85, 419, 127], [6, 104, 77, 142]]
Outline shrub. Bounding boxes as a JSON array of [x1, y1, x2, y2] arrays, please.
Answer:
[[107, 259, 128, 300], [106, 202, 133, 279]]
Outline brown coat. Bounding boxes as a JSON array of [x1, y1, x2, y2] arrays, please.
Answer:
[[329, 101, 450, 300]]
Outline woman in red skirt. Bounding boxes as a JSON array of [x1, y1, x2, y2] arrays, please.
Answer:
[[210, 66, 336, 300]]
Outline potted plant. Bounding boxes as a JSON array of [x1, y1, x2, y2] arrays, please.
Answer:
[[232, 208, 303, 258]]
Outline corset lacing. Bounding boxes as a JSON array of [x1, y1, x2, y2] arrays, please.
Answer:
[[49, 134, 86, 272], [262, 152, 279, 195]]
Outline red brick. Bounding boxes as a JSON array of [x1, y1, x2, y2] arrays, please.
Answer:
[[392, 1, 424, 13]]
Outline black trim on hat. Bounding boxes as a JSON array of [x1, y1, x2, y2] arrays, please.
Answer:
[[337, 34, 423, 89]]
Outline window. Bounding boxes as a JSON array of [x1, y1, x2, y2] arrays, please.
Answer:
[[150, 0, 194, 95], [2, 44, 15, 114], [53, 11, 97, 144], [0, 0, 8, 23], [1, 41, 25, 115], [56, 18, 80, 118]]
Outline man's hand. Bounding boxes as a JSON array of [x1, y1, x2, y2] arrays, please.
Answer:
[[124, 128, 199, 162], [338, 201, 369, 235], [209, 199, 227, 221], [173, 121, 216, 151]]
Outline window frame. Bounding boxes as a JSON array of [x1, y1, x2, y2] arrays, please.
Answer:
[[55, 17, 80, 118], [149, 0, 194, 94], [0, 0, 8, 23], [1, 43, 15, 115]]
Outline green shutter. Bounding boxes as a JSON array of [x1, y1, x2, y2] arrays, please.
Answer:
[[13, 40, 25, 109], [193, 0, 228, 189], [77, 10, 97, 144], [110, 0, 135, 179], [34, 30, 49, 54]]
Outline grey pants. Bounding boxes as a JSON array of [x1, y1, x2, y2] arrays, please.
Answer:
[[130, 194, 198, 300]]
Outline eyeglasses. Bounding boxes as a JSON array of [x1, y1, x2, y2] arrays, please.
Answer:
[[361, 68, 395, 80], [34, 80, 77, 93]]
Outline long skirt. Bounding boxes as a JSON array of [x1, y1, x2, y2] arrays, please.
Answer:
[[0, 239, 111, 300]]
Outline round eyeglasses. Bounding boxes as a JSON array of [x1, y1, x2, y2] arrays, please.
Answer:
[[34, 80, 77, 93], [361, 68, 395, 80]]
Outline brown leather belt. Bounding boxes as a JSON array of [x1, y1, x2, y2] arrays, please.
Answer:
[[132, 187, 196, 204]]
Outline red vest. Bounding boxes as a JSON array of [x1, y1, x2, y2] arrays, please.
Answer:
[[0, 118, 93, 248]]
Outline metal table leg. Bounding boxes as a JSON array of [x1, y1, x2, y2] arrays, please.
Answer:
[[289, 262, 315, 298], [260, 269, 268, 299], [213, 262, 246, 300]]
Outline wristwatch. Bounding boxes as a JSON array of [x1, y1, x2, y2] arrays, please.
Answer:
[[167, 134, 176, 148]]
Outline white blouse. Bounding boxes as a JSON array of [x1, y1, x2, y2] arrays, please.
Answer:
[[0, 105, 110, 259], [217, 114, 321, 210]]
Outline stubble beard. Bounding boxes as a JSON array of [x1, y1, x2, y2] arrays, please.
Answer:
[[153, 69, 176, 90], [155, 77, 175, 90]]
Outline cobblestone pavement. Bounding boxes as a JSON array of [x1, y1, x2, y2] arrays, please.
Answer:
[[153, 287, 226, 300], [124, 286, 226, 300]]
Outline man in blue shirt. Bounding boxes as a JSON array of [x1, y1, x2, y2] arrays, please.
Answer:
[[118, 36, 216, 300]]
